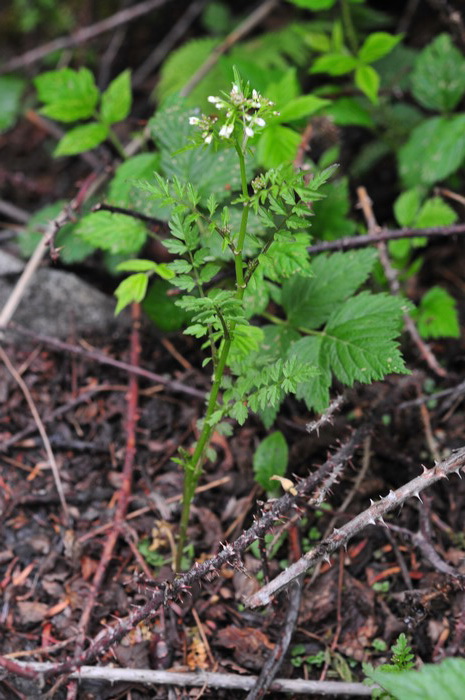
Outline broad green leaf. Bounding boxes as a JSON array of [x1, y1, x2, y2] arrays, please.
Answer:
[[260, 233, 312, 280], [415, 196, 457, 228], [411, 33, 465, 112], [276, 94, 330, 122], [399, 115, 465, 186], [100, 69, 132, 125], [358, 32, 402, 64], [310, 53, 359, 76], [256, 124, 301, 168], [325, 292, 409, 385], [75, 211, 147, 254], [291, 335, 331, 412], [290, 292, 409, 412], [304, 32, 331, 53], [0, 76, 26, 133], [282, 250, 378, 329], [355, 64, 379, 103], [413, 286, 460, 339], [253, 431, 289, 492], [265, 68, 300, 106], [324, 97, 374, 128], [35, 67, 99, 122], [229, 325, 264, 366], [54, 123, 108, 156], [114, 273, 148, 314], [310, 178, 357, 240], [371, 658, 465, 700], [394, 188, 422, 227], [107, 153, 167, 219], [142, 279, 189, 331]]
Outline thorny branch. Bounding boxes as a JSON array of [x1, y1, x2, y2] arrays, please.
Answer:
[[246, 446, 465, 607]]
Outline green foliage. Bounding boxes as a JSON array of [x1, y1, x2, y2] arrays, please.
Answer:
[[411, 34, 465, 112], [0, 76, 26, 133], [74, 211, 147, 255], [364, 633, 415, 699], [34, 67, 132, 156], [253, 431, 289, 492], [371, 657, 465, 700], [412, 286, 460, 340]]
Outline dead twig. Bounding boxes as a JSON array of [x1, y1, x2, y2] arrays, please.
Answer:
[[307, 223, 465, 254], [180, 0, 279, 97], [357, 186, 446, 378], [0, 345, 69, 525], [0, 0, 173, 74], [246, 447, 465, 608], [5, 322, 206, 399]]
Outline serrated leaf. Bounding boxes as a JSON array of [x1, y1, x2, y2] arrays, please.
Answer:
[[75, 211, 147, 254], [371, 658, 465, 700], [275, 94, 330, 122], [325, 292, 409, 384], [35, 67, 99, 122], [282, 250, 378, 329], [228, 325, 264, 366], [310, 178, 357, 240], [114, 273, 148, 314], [253, 431, 289, 492], [358, 32, 402, 64], [415, 196, 457, 228], [260, 233, 312, 281], [100, 69, 131, 125], [399, 115, 465, 186], [107, 153, 165, 218], [413, 286, 460, 339], [0, 75, 26, 133], [54, 123, 108, 156], [355, 64, 380, 103], [290, 336, 331, 413], [394, 188, 422, 227], [411, 33, 465, 112]]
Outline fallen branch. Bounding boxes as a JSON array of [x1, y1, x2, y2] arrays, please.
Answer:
[[7, 663, 375, 696], [246, 446, 465, 608]]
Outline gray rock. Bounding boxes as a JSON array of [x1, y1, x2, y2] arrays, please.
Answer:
[[0, 251, 129, 338]]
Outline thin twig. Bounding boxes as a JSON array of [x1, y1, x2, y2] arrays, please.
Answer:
[[246, 447, 465, 608], [5, 322, 206, 399], [133, 0, 207, 87], [356, 186, 446, 378], [307, 223, 465, 254], [0, 346, 69, 524], [180, 0, 279, 97], [0, 0, 173, 74], [247, 577, 303, 700], [3, 662, 376, 696]]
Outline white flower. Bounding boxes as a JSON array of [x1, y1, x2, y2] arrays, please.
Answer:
[[219, 123, 234, 138], [244, 126, 254, 138], [254, 117, 266, 127], [252, 89, 259, 100], [203, 132, 213, 144], [208, 95, 220, 104], [189, 116, 200, 125]]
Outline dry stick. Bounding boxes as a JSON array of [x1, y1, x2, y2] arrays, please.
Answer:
[[3, 663, 375, 696], [180, 0, 279, 97], [246, 446, 465, 608], [133, 0, 207, 87], [6, 322, 206, 399], [0, 346, 69, 525], [0, 0, 173, 74], [32, 426, 368, 682], [357, 186, 446, 378], [72, 303, 141, 662], [246, 577, 304, 700], [307, 223, 465, 254]]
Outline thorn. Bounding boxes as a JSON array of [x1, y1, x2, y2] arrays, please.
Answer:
[[323, 554, 331, 564], [368, 518, 376, 526], [413, 491, 423, 501], [454, 468, 463, 479], [377, 517, 388, 527], [421, 464, 429, 474], [369, 499, 375, 506]]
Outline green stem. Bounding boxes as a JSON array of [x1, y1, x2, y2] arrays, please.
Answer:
[[107, 124, 128, 160], [175, 138, 250, 571]]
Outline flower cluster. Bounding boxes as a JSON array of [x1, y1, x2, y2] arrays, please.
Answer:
[[189, 79, 278, 150]]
